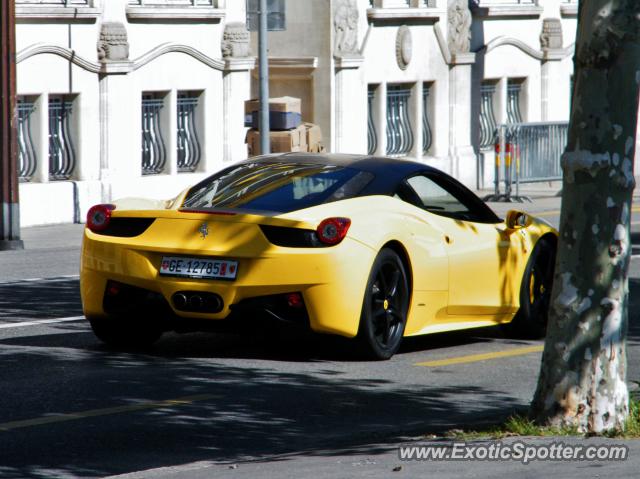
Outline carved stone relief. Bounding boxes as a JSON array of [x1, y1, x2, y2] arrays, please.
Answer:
[[396, 26, 412, 70], [447, 0, 472, 55], [540, 18, 563, 51], [222, 22, 250, 58], [97, 22, 130, 62], [334, 0, 359, 56]]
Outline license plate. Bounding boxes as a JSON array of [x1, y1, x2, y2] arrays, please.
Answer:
[[159, 256, 238, 280]]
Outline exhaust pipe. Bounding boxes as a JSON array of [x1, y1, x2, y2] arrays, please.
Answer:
[[173, 293, 188, 309], [189, 294, 203, 309], [172, 291, 223, 313]]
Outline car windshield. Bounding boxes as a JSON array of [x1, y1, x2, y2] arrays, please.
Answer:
[[182, 162, 374, 214]]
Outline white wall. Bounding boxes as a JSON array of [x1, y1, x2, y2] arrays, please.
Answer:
[[15, 0, 253, 226]]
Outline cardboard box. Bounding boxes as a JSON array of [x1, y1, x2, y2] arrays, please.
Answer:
[[303, 123, 323, 152], [244, 97, 303, 130], [246, 124, 307, 156], [244, 96, 302, 115], [245, 111, 302, 130]]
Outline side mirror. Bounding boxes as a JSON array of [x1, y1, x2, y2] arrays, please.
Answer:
[[505, 210, 532, 230]]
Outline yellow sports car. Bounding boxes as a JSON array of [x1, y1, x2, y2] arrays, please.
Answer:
[[80, 153, 557, 359]]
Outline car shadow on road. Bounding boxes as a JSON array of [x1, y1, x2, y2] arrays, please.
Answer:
[[0, 325, 525, 479], [0, 279, 82, 321], [0, 279, 637, 478]]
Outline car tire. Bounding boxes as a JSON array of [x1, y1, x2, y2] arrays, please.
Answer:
[[505, 237, 556, 339], [357, 248, 410, 360], [89, 315, 164, 349]]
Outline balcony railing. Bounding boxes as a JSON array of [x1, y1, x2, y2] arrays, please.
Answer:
[[506, 81, 523, 124], [479, 83, 497, 149], [17, 99, 37, 182], [177, 93, 202, 173], [141, 96, 167, 175], [386, 85, 414, 156], [48, 97, 76, 181], [367, 86, 378, 155], [422, 85, 433, 154]]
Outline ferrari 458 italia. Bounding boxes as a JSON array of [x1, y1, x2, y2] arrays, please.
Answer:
[[80, 153, 557, 359]]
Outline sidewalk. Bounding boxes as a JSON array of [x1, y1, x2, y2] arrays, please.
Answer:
[[0, 223, 84, 282], [104, 436, 640, 479], [1, 183, 634, 283]]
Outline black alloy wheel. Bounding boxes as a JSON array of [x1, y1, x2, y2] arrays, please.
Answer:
[[507, 237, 556, 339], [357, 248, 410, 360]]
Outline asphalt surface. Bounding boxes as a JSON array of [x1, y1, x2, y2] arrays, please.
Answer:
[[0, 189, 639, 478]]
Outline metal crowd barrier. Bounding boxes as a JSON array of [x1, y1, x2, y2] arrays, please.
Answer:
[[484, 121, 568, 202]]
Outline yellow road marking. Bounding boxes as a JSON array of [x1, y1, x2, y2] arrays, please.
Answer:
[[0, 394, 217, 432], [415, 345, 544, 367], [532, 206, 640, 218]]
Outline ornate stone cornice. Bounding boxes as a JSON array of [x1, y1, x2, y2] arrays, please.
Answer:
[[16, 42, 249, 74], [17, 43, 101, 73], [130, 43, 225, 72], [334, 54, 365, 70], [482, 36, 574, 61]]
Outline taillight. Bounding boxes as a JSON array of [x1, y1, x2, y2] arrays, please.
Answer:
[[86, 204, 115, 232], [316, 217, 351, 245]]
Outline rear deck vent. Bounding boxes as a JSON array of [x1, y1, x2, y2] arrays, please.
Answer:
[[260, 225, 328, 248], [93, 218, 155, 237]]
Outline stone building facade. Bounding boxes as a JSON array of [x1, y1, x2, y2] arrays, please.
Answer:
[[15, 0, 252, 226], [15, 0, 578, 226], [253, 0, 577, 189]]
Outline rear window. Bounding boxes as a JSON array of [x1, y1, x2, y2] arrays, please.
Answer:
[[182, 162, 374, 214]]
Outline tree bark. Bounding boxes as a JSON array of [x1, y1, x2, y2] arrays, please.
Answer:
[[531, 0, 640, 433]]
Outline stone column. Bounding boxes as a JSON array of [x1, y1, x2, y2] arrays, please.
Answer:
[[223, 58, 254, 163], [374, 82, 387, 156], [97, 20, 134, 202], [222, 22, 254, 164], [334, 54, 366, 154], [540, 18, 569, 121], [410, 82, 423, 160], [33, 93, 49, 184], [446, 0, 476, 186], [448, 52, 476, 186]]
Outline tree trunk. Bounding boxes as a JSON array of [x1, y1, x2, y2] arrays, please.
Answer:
[[531, 0, 640, 433]]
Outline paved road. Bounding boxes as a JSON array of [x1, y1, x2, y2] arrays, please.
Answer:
[[1, 202, 639, 478]]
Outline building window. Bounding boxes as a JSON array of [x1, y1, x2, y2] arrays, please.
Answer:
[[507, 79, 524, 124], [128, 0, 214, 5], [17, 97, 37, 182], [15, 1, 101, 20], [177, 91, 202, 173], [17, 0, 93, 4], [141, 93, 167, 175], [48, 96, 76, 180], [386, 84, 414, 156], [479, 82, 497, 149], [367, 85, 378, 155], [422, 83, 433, 154]]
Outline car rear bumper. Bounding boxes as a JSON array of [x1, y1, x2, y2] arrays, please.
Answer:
[[80, 231, 376, 337]]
